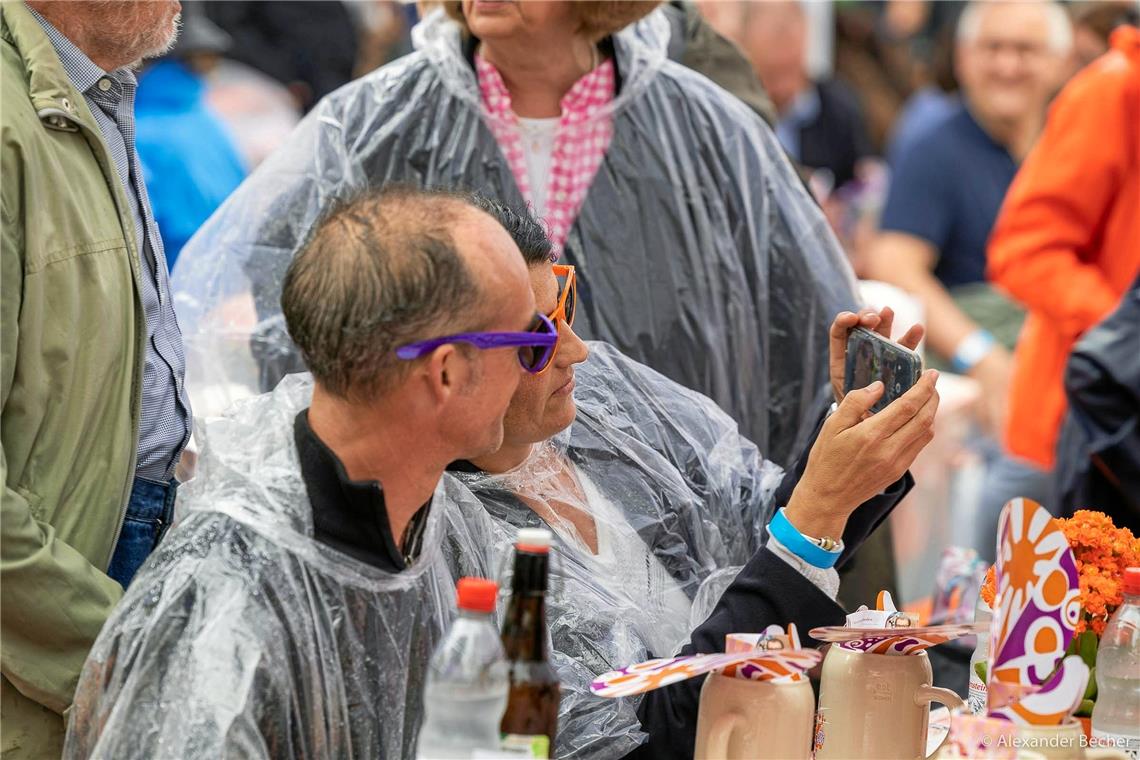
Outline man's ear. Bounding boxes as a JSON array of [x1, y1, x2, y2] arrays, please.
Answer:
[[425, 344, 467, 404]]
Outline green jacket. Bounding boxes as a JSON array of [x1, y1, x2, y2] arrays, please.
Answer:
[[1, 3, 145, 755]]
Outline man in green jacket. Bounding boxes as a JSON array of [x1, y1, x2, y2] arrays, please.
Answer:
[[1, 2, 187, 755]]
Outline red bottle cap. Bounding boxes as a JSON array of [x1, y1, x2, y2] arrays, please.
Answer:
[[1124, 567, 1140, 597], [457, 577, 499, 613]]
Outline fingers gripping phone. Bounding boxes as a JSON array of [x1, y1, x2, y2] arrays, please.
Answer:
[[844, 327, 923, 415]]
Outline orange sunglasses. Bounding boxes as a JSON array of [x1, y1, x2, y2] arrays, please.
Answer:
[[534, 264, 577, 374]]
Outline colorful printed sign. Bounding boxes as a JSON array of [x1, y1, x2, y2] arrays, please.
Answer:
[[989, 655, 1089, 726], [987, 498, 1082, 715], [931, 547, 989, 626]]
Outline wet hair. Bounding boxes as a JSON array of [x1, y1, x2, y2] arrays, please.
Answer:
[[281, 186, 484, 400], [467, 196, 554, 266]]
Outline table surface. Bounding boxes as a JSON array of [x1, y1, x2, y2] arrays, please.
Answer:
[[928, 706, 952, 755]]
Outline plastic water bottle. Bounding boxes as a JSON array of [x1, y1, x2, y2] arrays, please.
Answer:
[[417, 577, 510, 760], [1091, 566, 1140, 758], [967, 594, 992, 715]]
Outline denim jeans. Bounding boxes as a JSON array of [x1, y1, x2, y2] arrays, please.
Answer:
[[107, 477, 178, 589]]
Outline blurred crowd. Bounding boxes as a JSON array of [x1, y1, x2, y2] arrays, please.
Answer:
[[130, 0, 418, 266], [3, 0, 1139, 757], [697, 0, 1139, 620]]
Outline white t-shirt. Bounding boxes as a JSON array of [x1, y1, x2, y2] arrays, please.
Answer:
[[545, 464, 840, 657], [573, 467, 694, 657], [516, 116, 559, 219]]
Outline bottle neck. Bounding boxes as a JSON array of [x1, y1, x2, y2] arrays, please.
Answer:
[[503, 550, 550, 662], [503, 594, 548, 662], [510, 550, 549, 595]]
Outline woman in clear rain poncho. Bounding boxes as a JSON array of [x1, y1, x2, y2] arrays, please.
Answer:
[[172, 1, 858, 467], [442, 236, 931, 759]]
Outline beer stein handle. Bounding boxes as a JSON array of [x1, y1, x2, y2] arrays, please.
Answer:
[[700, 711, 742, 760], [915, 685, 967, 758]]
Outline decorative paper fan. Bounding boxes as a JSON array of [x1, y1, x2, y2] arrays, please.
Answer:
[[987, 498, 1082, 718], [724, 624, 808, 681], [808, 625, 985, 655], [810, 592, 983, 655], [590, 648, 821, 699]]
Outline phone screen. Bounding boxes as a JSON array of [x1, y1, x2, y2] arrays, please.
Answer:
[[849, 338, 879, 391], [845, 328, 922, 414]]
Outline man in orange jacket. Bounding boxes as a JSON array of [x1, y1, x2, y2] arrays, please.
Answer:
[[988, 25, 1140, 500]]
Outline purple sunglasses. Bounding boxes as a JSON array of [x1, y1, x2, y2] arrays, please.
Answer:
[[395, 312, 559, 373]]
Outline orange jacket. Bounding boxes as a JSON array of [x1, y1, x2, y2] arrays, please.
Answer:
[[988, 27, 1140, 470]]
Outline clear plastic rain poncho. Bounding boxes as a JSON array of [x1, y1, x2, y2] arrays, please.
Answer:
[[171, 7, 858, 467], [64, 344, 786, 760], [448, 343, 786, 758], [63, 374, 469, 759]]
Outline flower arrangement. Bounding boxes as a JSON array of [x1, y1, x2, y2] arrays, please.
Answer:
[[979, 509, 1140, 716]]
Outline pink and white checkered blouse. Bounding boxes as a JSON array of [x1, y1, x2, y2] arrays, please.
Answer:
[[475, 53, 615, 256]]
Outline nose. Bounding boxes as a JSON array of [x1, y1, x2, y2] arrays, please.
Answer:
[[991, 46, 1027, 78], [557, 321, 589, 367]]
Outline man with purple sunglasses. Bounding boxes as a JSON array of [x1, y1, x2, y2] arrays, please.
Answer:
[[65, 187, 565, 757], [281, 187, 560, 565]]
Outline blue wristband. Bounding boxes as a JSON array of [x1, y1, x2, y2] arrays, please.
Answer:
[[951, 329, 995, 374], [769, 508, 842, 569]]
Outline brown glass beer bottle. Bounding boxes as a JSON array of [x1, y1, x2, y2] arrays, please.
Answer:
[[499, 528, 560, 758]]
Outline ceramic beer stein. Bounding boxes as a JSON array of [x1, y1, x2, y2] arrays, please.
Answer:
[[815, 646, 967, 759], [693, 673, 815, 760]]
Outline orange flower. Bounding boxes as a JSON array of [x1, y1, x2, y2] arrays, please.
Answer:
[[982, 565, 997, 608], [979, 510, 1140, 641], [1056, 510, 1140, 641]]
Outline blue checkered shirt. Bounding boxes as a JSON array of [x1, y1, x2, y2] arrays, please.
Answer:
[[32, 10, 191, 481]]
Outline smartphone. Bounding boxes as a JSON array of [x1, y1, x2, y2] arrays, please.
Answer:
[[844, 327, 923, 414]]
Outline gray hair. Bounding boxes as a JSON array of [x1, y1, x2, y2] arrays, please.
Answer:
[[281, 186, 488, 401], [957, 1, 1073, 54]]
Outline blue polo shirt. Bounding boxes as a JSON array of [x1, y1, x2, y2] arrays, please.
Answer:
[[879, 103, 1018, 289]]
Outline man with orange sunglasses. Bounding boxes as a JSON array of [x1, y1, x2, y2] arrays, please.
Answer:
[[443, 210, 939, 759]]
